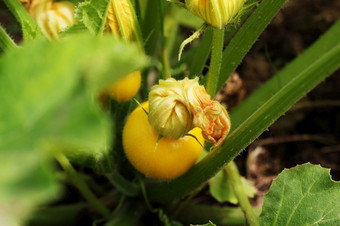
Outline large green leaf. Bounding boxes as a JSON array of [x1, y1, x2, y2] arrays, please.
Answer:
[[260, 163, 340, 225], [0, 34, 148, 225], [0, 34, 148, 166]]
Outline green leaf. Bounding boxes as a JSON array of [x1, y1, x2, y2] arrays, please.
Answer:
[[188, 27, 212, 78], [0, 25, 17, 51], [142, 0, 162, 56], [146, 19, 340, 203], [191, 221, 217, 226], [27, 203, 86, 226], [0, 145, 60, 226], [260, 163, 340, 225], [0, 34, 148, 164], [175, 7, 204, 29], [176, 203, 261, 225], [217, 0, 288, 95], [3, 0, 42, 41], [210, 170, 256, 204], [0, 35, 148, 224], [75, 0, 111, 35]]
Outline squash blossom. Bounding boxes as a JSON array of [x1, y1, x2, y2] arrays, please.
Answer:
[[185, 0, 245, 29], [148, 78, 193, 139], [148, 78, 231, 147], [27, 0, 76, 39], [106, 0, 137, 41]]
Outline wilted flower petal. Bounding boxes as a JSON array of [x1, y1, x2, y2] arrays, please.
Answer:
[[186, 78, 231, 147]]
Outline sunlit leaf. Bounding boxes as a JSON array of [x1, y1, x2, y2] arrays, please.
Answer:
[[260, 163, 340, 225]]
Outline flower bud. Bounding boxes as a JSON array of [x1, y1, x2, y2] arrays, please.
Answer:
[[29, 0, 76, 39], [185, 0, 245, 29], [148, 78, 193, 139], [148, 77, 231, 147], [107, 0, 136, 41]]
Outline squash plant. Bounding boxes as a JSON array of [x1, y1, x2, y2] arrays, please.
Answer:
[[0, 0, 339, 225]]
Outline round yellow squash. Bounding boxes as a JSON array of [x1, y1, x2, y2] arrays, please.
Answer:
[[123, 102, 204, 179]]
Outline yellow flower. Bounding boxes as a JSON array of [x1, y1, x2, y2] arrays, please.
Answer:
[[185, 0, 245, 29], [107, 0, 136, 41], [148, 78, 193, 139], [148, 78, 231, 147], [29, 0, 76, 39]]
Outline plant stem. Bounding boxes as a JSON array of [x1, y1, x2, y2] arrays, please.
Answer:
[[106, 171, 140, 197], [206, 27, 224, 97], [0, 26, 17, 51], [54, 152, 110, 217], [225, 161, 259, 226], [3, 0, 42, 40], [162, 47, 172, 78]]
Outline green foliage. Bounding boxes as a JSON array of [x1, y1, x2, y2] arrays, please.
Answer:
[[0, 145, 60, 226], [191, 221, 217, 226], [2, 0, 42, 41], [146, 18, 340, 203], [0, 35, 148, 224], [75, 0, 111, 35], [210, 169, 257, 204], [217, 0, 288, 95], [260, 164, 340, 225]]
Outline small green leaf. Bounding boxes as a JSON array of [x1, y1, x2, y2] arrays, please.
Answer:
[[260, 163, 340, 225], [210, 169, 257, 204], [75, 0, 111, 35], [3, 0, 42, 41]]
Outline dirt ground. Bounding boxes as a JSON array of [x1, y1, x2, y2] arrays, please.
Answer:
[[218, 0, 340, 207]]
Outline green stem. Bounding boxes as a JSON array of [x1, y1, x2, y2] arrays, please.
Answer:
[[3, 0, 42, 41], [106, 171, 140, 197], [225, 161, 259, 226], [162, 47, 172, 78], [0, 25, 17, 51], [206, 27, 224, 97], [138, 176, 156, 213], [160, 0, 171, 79], [54, 152, 110, 217]]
